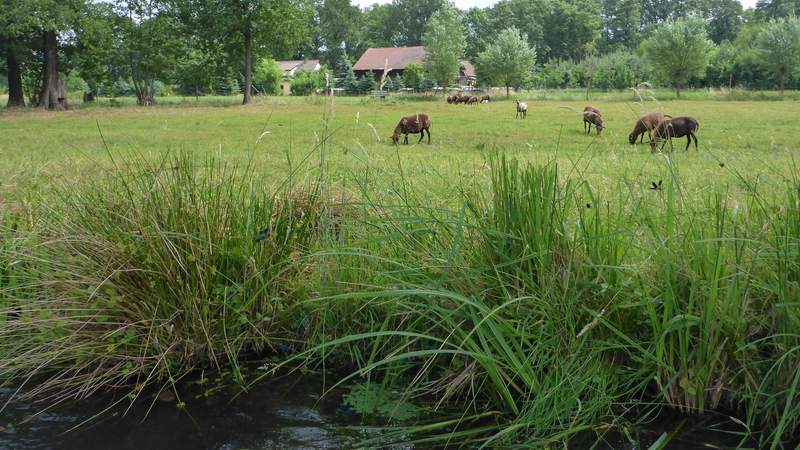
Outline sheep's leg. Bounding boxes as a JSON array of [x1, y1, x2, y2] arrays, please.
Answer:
[[404, 134, 409, 145], [685, 135, 691, 151], [418, 131, 424, 143], [690, 132, 698, 151], [427, 128, 431, 144]]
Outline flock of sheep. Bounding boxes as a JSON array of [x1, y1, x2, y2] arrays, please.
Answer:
[[390, 97, 701, 152]]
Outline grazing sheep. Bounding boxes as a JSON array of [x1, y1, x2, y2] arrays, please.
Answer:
[[391, 113, 432, 145], [446, 95, 454, 104], [649, 116, 700, 152], [457, 94, 469, 104], [467, 96, 478, 105], [516, 100, 527, 119], [629, 112, 672, 145], [480, 95, 491, 103], [583, 106, 604, 135]]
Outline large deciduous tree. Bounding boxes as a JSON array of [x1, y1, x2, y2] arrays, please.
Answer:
[[476, 26, 536, 96], [642, 15, 713, 98], [318, 0, 363, 68], [422, 4, 466, 90], [114, 1, 183, 106], [600, 0, 642, 51], [754, 16, 800, 94], [387, 0, 446, 46], [0, 0, 85, 109], [184, 0, 310, 105]]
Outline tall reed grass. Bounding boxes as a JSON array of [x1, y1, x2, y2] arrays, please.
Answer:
[[1, 150, 797, 447]]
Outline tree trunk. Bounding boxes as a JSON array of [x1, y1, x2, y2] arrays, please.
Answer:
[[506, 84, 510, 97], [675, 83, 681, 99], [5, 45, 25, 108], [728, 72, 732, 90], [37, 30, 67, 110], [242, 28, 253, 105], [779, 74, 785, 95]]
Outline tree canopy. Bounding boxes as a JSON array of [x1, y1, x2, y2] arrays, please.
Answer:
[[642, 15, 714, 97], [754, 16, 800, 93], [422, 4, 466, 89], [476, 26, 537, 96]]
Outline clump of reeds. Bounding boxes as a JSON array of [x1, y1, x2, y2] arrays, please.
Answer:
[[0, 151, 333, 407]]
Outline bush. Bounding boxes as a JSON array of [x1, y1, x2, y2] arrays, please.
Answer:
[[254, 58, 283, 95], [290, 68, 326, 96], [591, 50, 651, 90], [538, 59, 584, 89], [402, 63, 424, 91]]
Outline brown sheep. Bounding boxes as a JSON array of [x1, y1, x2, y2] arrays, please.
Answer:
[[446, 95, 454, 104], [480, 95, 491, 103], [649, 116, 700, 152], [391, 113, 431, 145], [629, 112, 672, 144], [583, 106, 603, 135], [467, 96, 478, 105]]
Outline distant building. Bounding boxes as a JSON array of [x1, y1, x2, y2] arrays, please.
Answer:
[[276, 59, 321, 95], [353, 47, 476, 86]]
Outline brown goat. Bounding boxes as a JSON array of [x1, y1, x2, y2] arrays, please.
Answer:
[[583, 106, 603, 135], [446, 95, 454, 104], [480, 95, 491, 103], [391, 113, 431, 145], [467, 96, 478, 105], [629, 112, 672, 144], [650, 116, 700, 152]]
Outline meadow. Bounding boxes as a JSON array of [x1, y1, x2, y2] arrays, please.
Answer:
[[1, 93, 799, 447]]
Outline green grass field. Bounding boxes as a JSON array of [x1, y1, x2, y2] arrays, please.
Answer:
[[1, 94, 799, 447], [1, 95, 798, 202]]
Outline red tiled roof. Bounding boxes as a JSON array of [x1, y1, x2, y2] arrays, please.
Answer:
[[353, 47, 427, 71], [353, 47, 476, 79]]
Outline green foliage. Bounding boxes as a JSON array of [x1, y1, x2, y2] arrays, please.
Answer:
[[754, 16, 800, 92], [476, 26, 537, 95], [422, 4, 466, 89], [253, 58, 283, 95], [215, 73, 241, 96], [343, 65, 360, 94], [538, 59, 584, 88], [402, 63, 425, 91], [343, 383, 423, 422], [707, 40, 738, 87], [642, 15, 715, 97], [357, 72, 377, 93], [541, 0, 601, 61], [592, 50, 651, 89], [290, 69, 325, 96], [318, 0, 363, 67]]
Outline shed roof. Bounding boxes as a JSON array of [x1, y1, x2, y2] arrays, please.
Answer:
[[353, 46, 427, 71]]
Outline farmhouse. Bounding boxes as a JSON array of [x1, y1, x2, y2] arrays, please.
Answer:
[[276, 59, 321, 95], [353, 46, 476, 86]]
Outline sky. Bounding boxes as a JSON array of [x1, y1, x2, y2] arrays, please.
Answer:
[[355, 0, 759, 9]]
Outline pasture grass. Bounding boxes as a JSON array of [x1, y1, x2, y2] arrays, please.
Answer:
[[1, 94, 799, 447]]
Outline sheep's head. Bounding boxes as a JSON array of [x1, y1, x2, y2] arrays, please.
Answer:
[[628, 132, 637, 145], [595, 118, 604, 134]]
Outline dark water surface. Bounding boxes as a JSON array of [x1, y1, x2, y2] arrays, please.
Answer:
[[0, 375, 386, 450], [0, 376, 769, 449]]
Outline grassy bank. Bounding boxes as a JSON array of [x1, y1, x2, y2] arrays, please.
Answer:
[[1, 145, 798, 447]]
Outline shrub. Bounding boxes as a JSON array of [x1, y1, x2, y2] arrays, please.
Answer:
[[290, 69, 325, 96], [254, 58, 283, 95], [402, 63, 424, 91]]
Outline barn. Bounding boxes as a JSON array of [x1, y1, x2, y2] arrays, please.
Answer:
[[352, 46, 476, 86]]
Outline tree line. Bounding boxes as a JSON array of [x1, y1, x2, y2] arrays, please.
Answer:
[[1, 0, 799, 109]]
